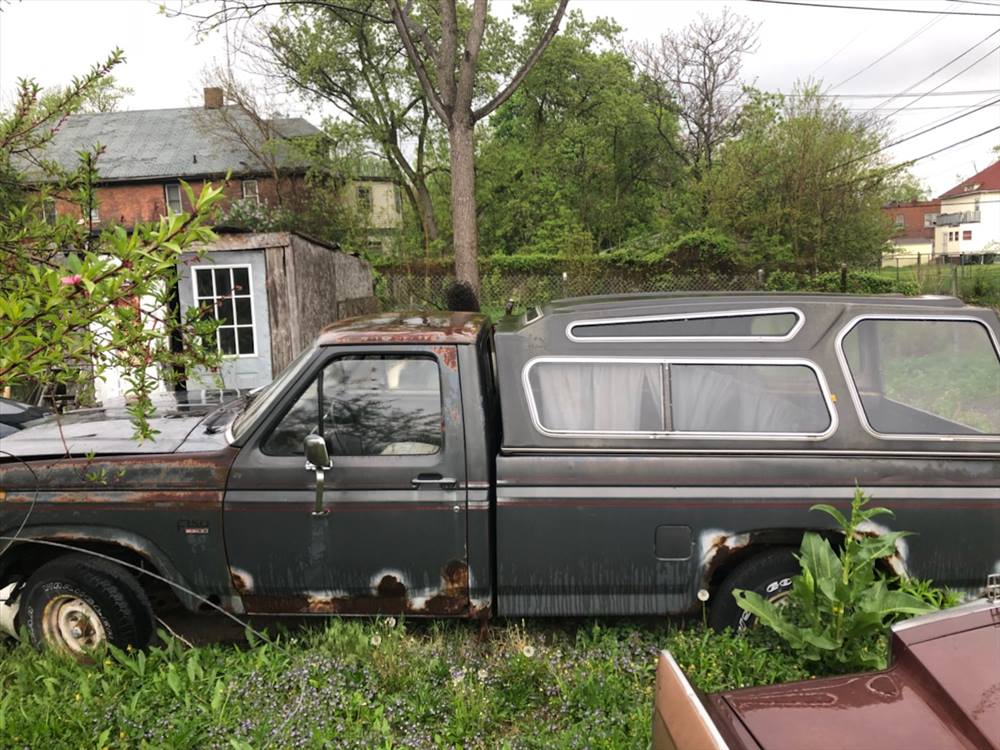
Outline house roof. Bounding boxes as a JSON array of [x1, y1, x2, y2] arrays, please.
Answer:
[[34, 106, 319, 183], [939, 159, 1000, 199]]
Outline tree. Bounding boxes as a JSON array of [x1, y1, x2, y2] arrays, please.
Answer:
[[387, 0, 569, 290], [476, 13, 679, 254], [884, 170, 929, 204], [631, 9, 759, 179], [1, 54, 224, 438], [705, 86, 895, 273], [261, 2, 445, 251]]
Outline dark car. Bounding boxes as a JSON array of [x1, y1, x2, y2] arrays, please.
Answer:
[[0, 294, 998, 655], [0, 397, 51, 440], [652, 575, 1000, 750]]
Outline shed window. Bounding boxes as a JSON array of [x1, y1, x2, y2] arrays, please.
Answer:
[[263, 355, 442, 456], [42, 198, 57, 225], [526, 359, 833, 437], [568, 309, 802, 342], [193, 265, 255, 356], [841, 318, 1000, 436], [356, 185, 373, 213], [165, 183, 183, 214]]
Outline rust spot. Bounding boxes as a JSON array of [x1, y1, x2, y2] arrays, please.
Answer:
[[318, 311, 487, 347], [433, 345, 459, 371], [231, 571, 251, 594], [0, 448, 238, 493], [238, 560, 477, 617]]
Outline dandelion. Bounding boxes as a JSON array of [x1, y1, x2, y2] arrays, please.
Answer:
[[370, 634, 382, 647], [521, 645, 535, 658], [476, 668, 488, 681], [385, 617, 397, 629]]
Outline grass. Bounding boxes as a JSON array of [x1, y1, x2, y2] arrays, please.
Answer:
[[0, 618, 813, 750], [878, 262, 1000, 308]]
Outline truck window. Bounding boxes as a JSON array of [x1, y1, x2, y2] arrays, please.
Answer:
[[525, 358, 833, 437], [567, 308, 802, 341], [262, 355, 443, 456], [841, 318, 1000, 436], [671, 364, 831, 434]]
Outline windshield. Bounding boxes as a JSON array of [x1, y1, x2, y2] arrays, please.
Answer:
[[229, 345, 317, 442]]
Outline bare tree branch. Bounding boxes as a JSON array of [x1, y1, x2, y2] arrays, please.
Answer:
[[472, 0, 568, 122]]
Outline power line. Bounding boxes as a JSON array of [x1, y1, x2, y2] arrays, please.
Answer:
[[776, 89, 1000, 98], [873, 27, 1000, 111], [830, 12, 945, 91], [749, 0, 1000, 16], [885, 40, 1000, 117], [890, 91, 1000, 139], [900, 123, 1000, 166]]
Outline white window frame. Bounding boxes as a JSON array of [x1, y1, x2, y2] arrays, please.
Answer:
[[522, 356, 838, 441], [241, 179, 260, 205], [165, 183, 183, 214], [834, 314, 1000, 442], [565, 307, 805, 343], [191, 264, 258, 359]]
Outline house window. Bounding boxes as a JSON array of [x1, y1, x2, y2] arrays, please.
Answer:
[[894, 214, 905, 227], [165, 183, 183, 214], [193, 265, 255, 357], [241, 179, 260, 205], [963, 230, 972, 240], [923, 213, 937, 228], [42, 198, 57, 225], [356, 185, 373, 213]]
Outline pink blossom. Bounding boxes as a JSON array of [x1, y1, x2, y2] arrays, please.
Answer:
[[60, 274, 82, 286]]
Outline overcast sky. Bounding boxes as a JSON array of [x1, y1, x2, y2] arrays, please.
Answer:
[[1, 0, 998, 196]]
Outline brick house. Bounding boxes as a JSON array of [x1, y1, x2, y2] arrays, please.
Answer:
[[883, 199, 940, 263], [31, 89, 383, 398]]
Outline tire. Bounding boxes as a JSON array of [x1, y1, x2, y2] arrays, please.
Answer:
[[20, 553, 154, 657], [708, 548, 799, 633]]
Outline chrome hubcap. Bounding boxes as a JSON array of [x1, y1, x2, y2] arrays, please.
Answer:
[[41, 596, 105, 655]]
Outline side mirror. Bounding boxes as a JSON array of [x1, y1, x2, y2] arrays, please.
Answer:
[[304, 434, 331, 470], [303, 435, 331, 517]]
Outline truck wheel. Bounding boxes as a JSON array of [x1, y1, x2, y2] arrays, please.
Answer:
[[708, 548, 799, 633], [20, 554, 154, 657]]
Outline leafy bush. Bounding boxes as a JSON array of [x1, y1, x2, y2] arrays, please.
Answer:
[[667, 229, 742, 275], [763, 269, 918, 296], [734, 488, 941, 673]]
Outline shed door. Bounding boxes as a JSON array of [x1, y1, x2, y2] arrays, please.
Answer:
[[224, 345, 469, 615]]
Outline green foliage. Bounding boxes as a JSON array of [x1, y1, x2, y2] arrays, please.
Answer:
[[476, 11, 678, 256], [0, 618, 811, 748], [764, 269, 919, 295], [667, 229, 742, 274], [706, 86, 897, 272], [1, 57, 225, 439], [734, 489, 941, 673]]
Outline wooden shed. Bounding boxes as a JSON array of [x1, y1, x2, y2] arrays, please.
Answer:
[[177, 230, 377, 390]]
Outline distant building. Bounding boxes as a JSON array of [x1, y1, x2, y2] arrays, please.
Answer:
[[934, 160, 1000, 260], [883, 199, 940, 261]]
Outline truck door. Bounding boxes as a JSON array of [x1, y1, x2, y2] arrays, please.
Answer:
[[223, 345, 470, 615]]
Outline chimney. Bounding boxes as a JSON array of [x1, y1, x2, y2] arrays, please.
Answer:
[[203, 87, 224, 110]]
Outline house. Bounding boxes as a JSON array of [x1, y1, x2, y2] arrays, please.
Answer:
[[883, 199, 940, 263], [934, 160, 1000, 260], [30, 89, 384, 400], [36, 87, 403, 248]]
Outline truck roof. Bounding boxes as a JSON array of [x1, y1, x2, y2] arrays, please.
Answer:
[[318, 311, 490, 346]]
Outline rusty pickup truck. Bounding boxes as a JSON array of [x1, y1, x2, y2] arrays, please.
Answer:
[[1, 294, 998, 654]]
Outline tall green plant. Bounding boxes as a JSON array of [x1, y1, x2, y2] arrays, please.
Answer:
[[734, 489, 939, 672]]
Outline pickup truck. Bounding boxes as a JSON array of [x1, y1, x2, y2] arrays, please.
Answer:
[[1, 294, 998, 654]]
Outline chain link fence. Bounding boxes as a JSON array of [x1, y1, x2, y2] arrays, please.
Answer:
[[381, 255, 1000, 314], [382, 268, 768, 315]]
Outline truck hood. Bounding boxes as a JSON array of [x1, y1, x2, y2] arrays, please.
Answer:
[[0, 392, 243, 458]]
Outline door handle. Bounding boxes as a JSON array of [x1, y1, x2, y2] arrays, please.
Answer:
[[411, 474, 457, 489]]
